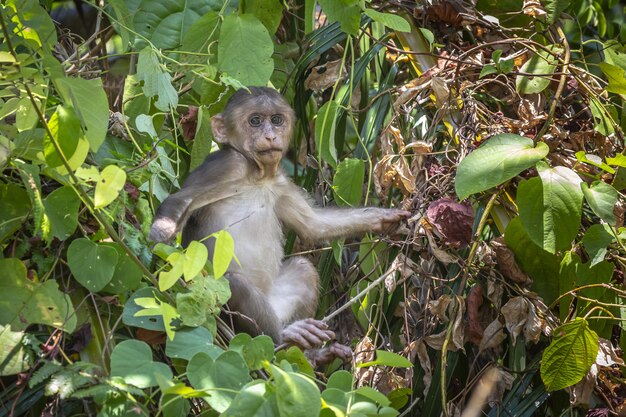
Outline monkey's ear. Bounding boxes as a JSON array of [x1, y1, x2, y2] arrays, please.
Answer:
[[211, 114, 228, 144]]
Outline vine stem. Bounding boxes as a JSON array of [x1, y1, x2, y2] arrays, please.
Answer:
[[0, 8, 158, 289], [441, 191, 498, 416], [535, 26, 570, 141]]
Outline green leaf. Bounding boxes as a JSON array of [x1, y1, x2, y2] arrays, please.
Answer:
[[176, 276, 231, 327], [230, 334, 274, 370], [165, 326, 222, 361], [541, 318, 599, 391], [110, 340, 173, 388], [599, 62, 626, 94], [357, 350, 412, 368], [518, 164, 583, 253], [6, 0, 57, 48], [543, 0, 569, 24], [363, 9, 410, 32], [0, 183, 31, 243], [0, 258, 76, 332], [15, 97, 38, 132], [136, 47, 179, 111], [94, 165, 127, 209], [134, 296, 179, 340], [43, 186, 80, 241], [332, 158, 364, 207], [220, 380, 277, 417], [589, 97, 616, 137], [67, 238, 118, 292], [184, 241, 209, 280], [505, 217, 561, 304], [315, 101, 339, 168], [516, 48, 559, 94], [0, 325, 34, 376], [218, 14, 274, 86], [606, 154, 626, 168], [354, 386, 391, 407], [100, 242, 143, 295], [181, 11, 220, 55], [133, 0, 215, 50], [479, 65, 498, 78], [318, 0, 361, 35], [581, 181, 618, 225], [275, 346, 315, 377], [43, 105, 86, 169], [244, 0, 284, 34], [190, 107, 214, 170], [327, 370, 353, 392], [56, 77, 109, 152], [271, 364, 322, 417], [454, 134, 549, 199], [582, 224, 614, 267], [188, 351, 251, 412], [122, 287, 166, 331], [575, 151, 615, 174], [212, 230, 235, 279]]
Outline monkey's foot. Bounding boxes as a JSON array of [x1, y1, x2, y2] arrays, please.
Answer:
[[149, 217, 177, 242], [306, 342, 352, 367], [282, 318, 334, 349]]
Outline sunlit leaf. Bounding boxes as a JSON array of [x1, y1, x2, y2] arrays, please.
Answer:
[[357, 350, 412, 368], [0, 258, 76, 332], [363, 9, 410, 32], [455, 134, 549, 199], [218, 14, 274, 86], [541, 318, 598, 391], [94, 165, 127, 209], [212, 230, 234, 279], [581, 181, 617, 225], [516, 47, 560, 94]]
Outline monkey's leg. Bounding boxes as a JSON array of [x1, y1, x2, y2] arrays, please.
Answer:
[[269, 257, 334, 349], [270, 257, 352, 363], [224, 273, 283, 343]]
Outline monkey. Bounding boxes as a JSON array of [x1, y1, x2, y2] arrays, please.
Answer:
[[149, 87, 410, 360]]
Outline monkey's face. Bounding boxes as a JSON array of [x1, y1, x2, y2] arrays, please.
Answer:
[[213, 93, 295, 171]]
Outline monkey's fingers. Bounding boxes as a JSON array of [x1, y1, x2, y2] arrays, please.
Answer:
[[329, 343, 352, 361], [282, 319, 334, 349]]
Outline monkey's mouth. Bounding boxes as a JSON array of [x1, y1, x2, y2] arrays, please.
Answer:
[[258, 148, 283, 155]]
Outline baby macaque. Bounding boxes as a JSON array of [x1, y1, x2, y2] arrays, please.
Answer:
[[150, 87, 409, 361]]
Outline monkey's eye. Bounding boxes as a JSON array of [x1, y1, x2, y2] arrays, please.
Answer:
[[249, 115, 262, 127], [270, 115, 284, 126]]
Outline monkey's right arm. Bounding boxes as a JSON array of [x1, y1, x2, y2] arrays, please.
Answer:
[[149, 149, 249, 242]]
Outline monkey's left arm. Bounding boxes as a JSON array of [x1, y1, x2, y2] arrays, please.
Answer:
[[276, 182, 410, 242]]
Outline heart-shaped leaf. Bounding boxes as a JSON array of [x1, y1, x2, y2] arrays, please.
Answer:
[[229, 334, 274, 370], [541, 318, 598, 391], [218, 14, 274, 86], [455, 134, 549, 199], [582, 224, 614, 267], [0, 258, 76, 333], [67, 238, 118, 292], [110, 340, 173, 388], [165, 326, 222, 361], [581, 181, 617, 225], [188, 351, 250, 412], [95, 165, 127, 209], [518, 163, 583, 253]]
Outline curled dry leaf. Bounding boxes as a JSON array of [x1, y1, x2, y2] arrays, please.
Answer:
[[431, 76, 450, 108], [304, 59, 347, 92], [425, 295, 465, 351], [426, 198, 474, 247], [423, 225, 459, 264], [466, 284, 485, 345], [487, 276, 504, 310], [108, 111, 129, 139], [517, 97, 545, 128], [386, 253, 421, 292], [180, 105, 198, 139], [393, 78, 431, 110], [522, 0, 547, 17], [373, 127, 417, 197], [428, 294, 454, 323], [487, 368, 515, 406], [501, 296, 545, 343], [570, 338, 624, 406], [353, 336, 410, 394], [492, 237, 532, 285], [478, 319, 507, 351]]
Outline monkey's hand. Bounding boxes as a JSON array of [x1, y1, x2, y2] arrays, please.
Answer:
[[371, 209, 412, 234], [282, 318, 334, 349], [306, 343, 352, 366], [149, 217, 177, 243]]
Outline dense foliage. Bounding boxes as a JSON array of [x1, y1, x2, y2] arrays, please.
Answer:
[[1, 0, 625, 416]]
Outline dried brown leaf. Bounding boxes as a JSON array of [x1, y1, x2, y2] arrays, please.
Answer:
[[304, 59, 346, 92]]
